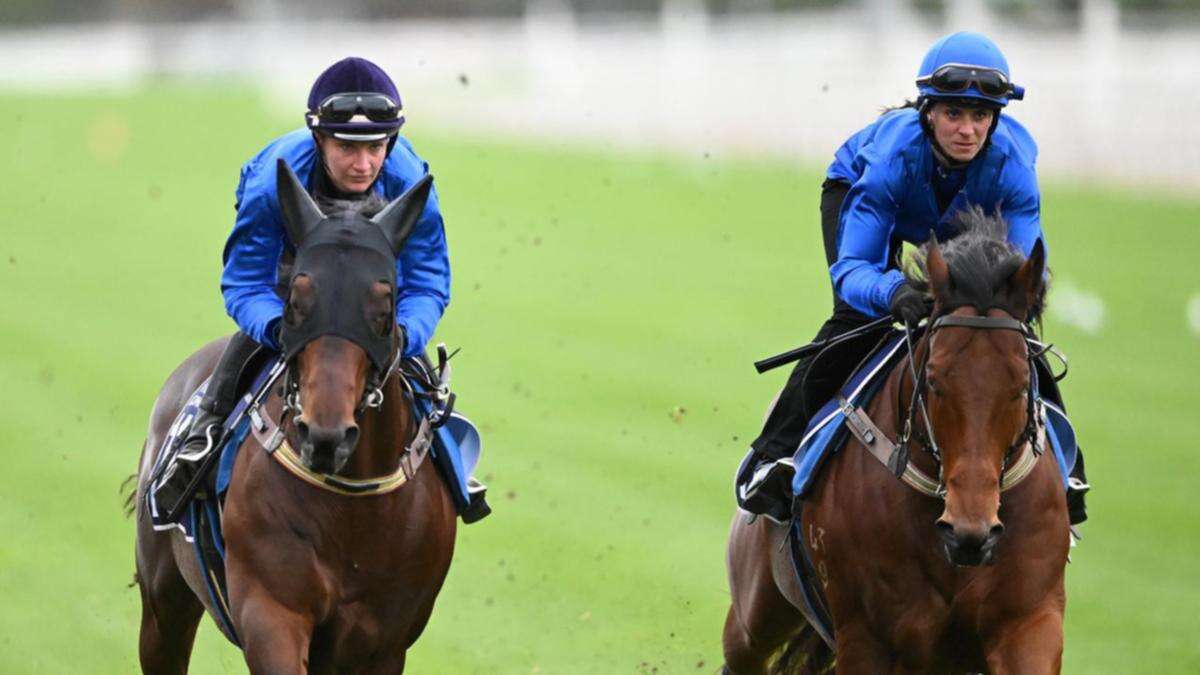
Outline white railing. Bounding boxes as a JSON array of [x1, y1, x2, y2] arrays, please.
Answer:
[[1, 0, 1196, 191]]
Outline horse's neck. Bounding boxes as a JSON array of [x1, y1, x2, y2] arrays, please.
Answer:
[[344, 376, 414, 479]]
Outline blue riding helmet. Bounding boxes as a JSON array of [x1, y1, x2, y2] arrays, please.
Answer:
[[916, 32, 1024, 108], [305, 57, 405, 142]]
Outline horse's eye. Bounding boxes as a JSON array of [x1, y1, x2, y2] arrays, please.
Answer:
[[375, 311, 392, 336], [285, 298, 303, 326]]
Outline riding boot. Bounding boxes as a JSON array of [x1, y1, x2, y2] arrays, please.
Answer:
[[1032, 355, 1090, 526], [461, 477, 492, 524], [410, 351, 494, 524], [155, 403, 227, 512], [154, 332, 261, 522], [742, 305, 889, 521]]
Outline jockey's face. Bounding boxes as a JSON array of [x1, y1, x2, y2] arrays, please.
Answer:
[[317, 135, 389, 194], [927, 102, 994, 163]]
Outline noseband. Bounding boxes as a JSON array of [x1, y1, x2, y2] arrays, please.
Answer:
[[281, 341, 404, 418], [895, 313, 1045, 498]]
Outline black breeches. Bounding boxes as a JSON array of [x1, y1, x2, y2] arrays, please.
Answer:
[[199, 331, 263, 416], [750, 179, 898, 460]]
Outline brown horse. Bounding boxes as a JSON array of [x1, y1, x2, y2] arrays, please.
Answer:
[[724, 216, 1070, 674], [132, 163, 457, 674]]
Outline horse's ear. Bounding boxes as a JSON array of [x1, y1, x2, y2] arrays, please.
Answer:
[[926, 238, 951, 303], [372, 173, 433, 256], [1008, 238, 1046, 319], [276, 158, 323, 246]]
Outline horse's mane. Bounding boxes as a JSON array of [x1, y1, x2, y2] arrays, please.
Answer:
[[905, 205, 1048, 322]]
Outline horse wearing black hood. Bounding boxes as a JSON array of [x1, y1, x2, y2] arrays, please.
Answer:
[[133, 160, 457, 674]]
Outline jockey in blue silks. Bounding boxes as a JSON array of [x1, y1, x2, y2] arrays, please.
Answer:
[[744, 32, 1088, 524], [156, 57, 460, 518]]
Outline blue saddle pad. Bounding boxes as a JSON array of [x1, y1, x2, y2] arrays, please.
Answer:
[[790, 333, 911, 497]]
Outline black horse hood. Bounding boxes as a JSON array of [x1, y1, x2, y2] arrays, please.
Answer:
[[283, 217, 397, 370], [274, 158, 432, 372]]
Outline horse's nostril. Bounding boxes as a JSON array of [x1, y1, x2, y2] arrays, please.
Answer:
[[990, 523, 1006, 539], [343, 425, 360, 450], [935, 519, 954, 536], [297, 420, 310, 442]]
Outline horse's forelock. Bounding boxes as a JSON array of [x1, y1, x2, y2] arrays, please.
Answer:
[[905, 205, 1047, 321]]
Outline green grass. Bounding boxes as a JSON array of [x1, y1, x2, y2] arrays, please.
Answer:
[[1, 85, 1197, 673]]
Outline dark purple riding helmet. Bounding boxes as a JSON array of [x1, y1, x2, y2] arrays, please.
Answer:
[[305, 57, 405, 144]]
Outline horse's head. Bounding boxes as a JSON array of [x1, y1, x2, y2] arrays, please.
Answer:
[[274, 159, 431, 474], [915, 208, 1047, 566]]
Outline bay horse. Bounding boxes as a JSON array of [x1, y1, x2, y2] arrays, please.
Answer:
[[724, 212, 1070, 674], [131, 161, 457, 674]]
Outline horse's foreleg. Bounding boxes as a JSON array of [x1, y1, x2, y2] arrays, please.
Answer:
[[828, 621, 895, 675], [983, 609, 1063, 675], [236, 592, 314, 675]]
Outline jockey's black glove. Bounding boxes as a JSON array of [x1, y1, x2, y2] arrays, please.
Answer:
[[889, 284, 932, 327]]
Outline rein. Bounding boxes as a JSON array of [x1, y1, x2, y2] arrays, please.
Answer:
[[847, 313, 1046, 500]]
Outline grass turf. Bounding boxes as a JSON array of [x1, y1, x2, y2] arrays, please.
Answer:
[[0, 85, 1197, 673]]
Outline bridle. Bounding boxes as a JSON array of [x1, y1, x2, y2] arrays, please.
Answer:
[[254, 333, 444, 498], [281, 333, 404, 420], [895, 312, 1057, 497]]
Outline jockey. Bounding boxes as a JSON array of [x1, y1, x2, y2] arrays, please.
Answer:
[[156, 57, 484, 520], [743, 32, 1088, 524]]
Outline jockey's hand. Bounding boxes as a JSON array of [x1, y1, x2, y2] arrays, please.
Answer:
[[890, 284, 931, 327]]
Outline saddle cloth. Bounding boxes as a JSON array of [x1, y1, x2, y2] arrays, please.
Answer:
[[143, 356, 484, 645], [734, 329, 1081, 650]]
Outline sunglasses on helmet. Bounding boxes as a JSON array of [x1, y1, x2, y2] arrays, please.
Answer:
[[917, 63, 1013, 99], [313, 92, 401, 124]]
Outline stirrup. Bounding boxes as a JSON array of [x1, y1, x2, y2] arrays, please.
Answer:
[[1067, 476, 1091, 494], [176, 423, 224, 462]]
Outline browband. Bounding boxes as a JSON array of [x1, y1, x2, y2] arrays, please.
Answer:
[[932, 314, 1028, 334]]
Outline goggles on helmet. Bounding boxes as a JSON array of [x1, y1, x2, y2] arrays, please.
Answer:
[[917, 63, 1014, 99], [311, 92, 402, 125]]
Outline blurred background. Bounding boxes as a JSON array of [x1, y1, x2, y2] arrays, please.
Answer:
[[1, 0, 1198, 673]]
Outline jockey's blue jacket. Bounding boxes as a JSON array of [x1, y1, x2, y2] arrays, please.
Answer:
[[221, 129, 449, 357], [826, 108, 1042, 317]]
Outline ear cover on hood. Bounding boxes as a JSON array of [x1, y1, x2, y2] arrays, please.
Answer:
[[372, 173, 433, 256]]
